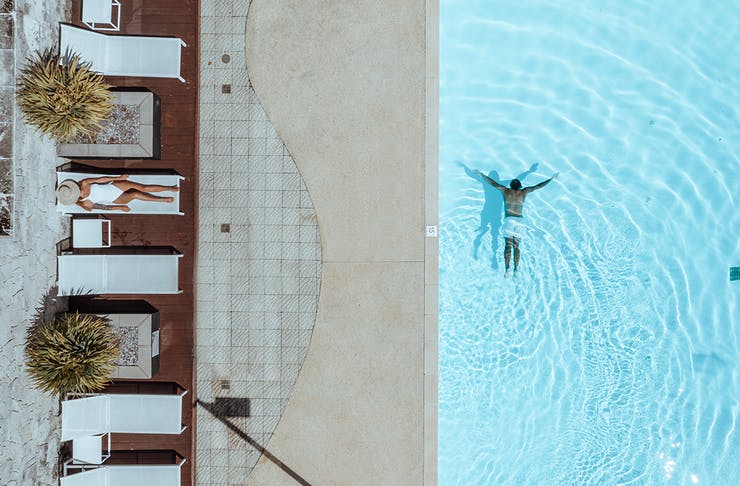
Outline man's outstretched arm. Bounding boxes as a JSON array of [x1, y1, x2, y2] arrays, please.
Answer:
[[523, 172, 559, 193], [476, 170, 506, 191]]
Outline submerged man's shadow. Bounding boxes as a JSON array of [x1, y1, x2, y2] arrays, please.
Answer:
[[458, 161, 538, 268]]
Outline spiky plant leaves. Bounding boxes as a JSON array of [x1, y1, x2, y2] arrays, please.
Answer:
[[25, 312, 120, 396], [16, 48, 113, 141]]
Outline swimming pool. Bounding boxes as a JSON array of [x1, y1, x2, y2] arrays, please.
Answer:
[[439, 1, 739, 484]]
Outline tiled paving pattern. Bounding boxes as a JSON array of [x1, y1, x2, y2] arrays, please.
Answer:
[[0, 1, 13, 236], [196, 0, 322, 483]]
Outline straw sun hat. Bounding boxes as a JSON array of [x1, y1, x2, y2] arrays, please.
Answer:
[[56, 179, 81, 205]]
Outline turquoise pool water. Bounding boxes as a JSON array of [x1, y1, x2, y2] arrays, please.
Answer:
[[439, 1, 739, 484]]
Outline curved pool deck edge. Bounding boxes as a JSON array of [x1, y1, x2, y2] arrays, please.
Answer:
[[246, 0, 438, 484]]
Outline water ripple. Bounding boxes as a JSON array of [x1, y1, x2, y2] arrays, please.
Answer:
[[440, 0, 739, 484]]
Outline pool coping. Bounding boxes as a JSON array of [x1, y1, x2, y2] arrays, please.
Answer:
[[424, 0, 440, 483]]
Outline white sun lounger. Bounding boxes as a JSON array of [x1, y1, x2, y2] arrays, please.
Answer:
[[56, 172, 184, 215], [59, 23, 186, 82], [60, 462, 184, 486], [61, 392, 187, 441], [57, 253, 182, 296]]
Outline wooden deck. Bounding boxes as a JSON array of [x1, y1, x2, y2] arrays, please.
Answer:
[[68, 0, 199, 484]]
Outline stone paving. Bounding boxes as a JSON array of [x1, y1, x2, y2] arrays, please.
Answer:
[[196, 0, 321, 483], [0, 0, 14, 235], [0, 0, 70, 484]]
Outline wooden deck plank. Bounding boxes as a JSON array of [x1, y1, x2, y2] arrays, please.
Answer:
[[68, 0, 200, 484]]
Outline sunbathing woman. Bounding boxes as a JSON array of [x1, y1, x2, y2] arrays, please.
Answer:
[[56, 175, 178, 211]]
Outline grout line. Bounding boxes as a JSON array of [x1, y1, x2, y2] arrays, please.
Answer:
[[194, 7, 322, 481]]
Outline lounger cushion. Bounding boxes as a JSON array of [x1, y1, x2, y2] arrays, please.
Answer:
[[108, 395, 184, 434], [56, 172, 184, 215], [60, 467, 107, 486], [60, 465, 181, 486], [58, 254, 181, 295], [62, 394, 185, 441], [106, 37, 183, 78], [62, 395, 109, 441], [60, 24, 185, 81]]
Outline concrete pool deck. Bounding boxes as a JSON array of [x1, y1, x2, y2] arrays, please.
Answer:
[[196, 0, 438, 483], [245, 0, 438, 483]]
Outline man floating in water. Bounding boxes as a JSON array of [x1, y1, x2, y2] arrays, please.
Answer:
[[458, 162, 539, 267], [476, 170, 558, 277]]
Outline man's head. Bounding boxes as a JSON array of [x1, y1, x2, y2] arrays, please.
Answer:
[[510, 178, 522, 190]]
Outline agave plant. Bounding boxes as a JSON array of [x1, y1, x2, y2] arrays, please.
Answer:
[[25, 312, 120, 396], [16, 49, 113, 140]]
